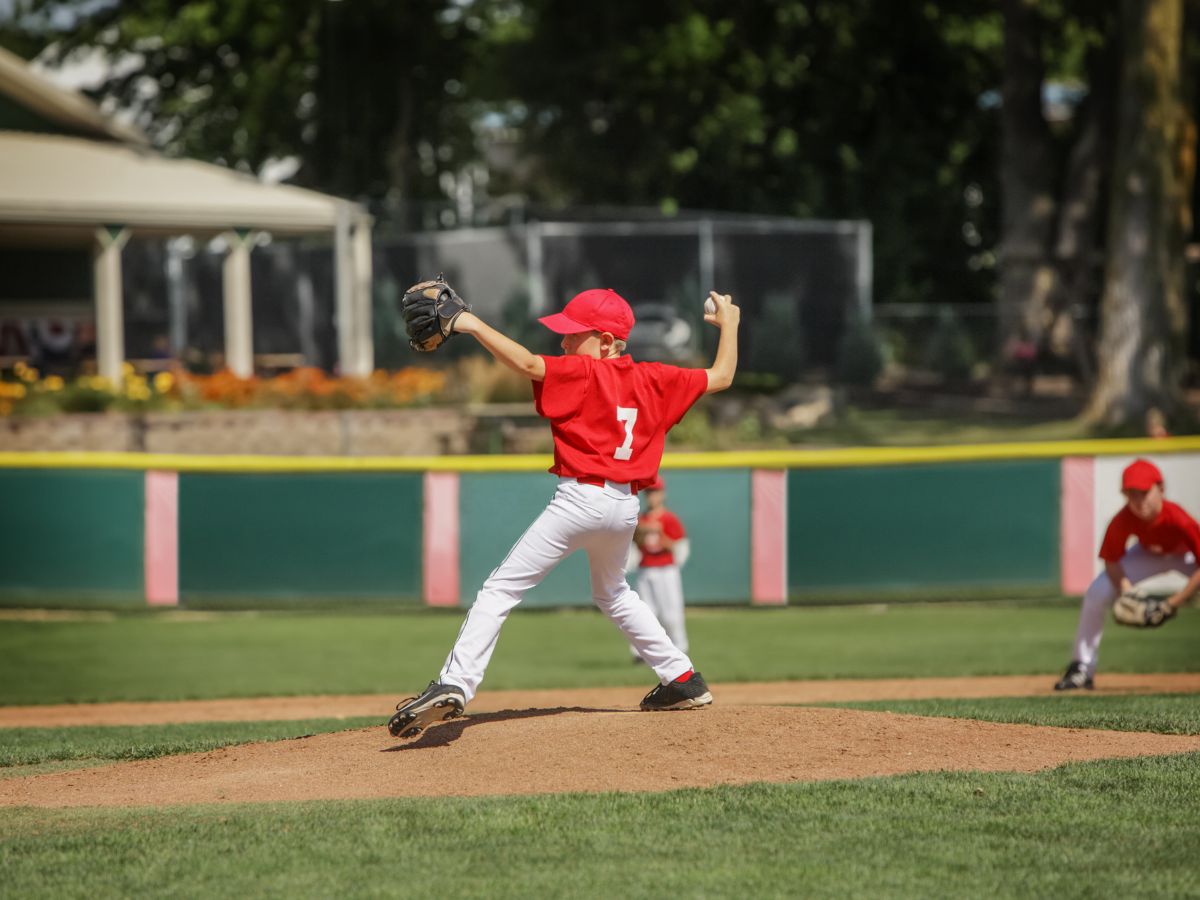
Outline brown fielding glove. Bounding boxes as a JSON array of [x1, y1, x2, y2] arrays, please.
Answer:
[[1112, 589, 1177, 628], [401, 274, 470, 352]]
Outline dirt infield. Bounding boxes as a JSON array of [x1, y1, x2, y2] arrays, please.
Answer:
[[2, 674, 1200, 809]]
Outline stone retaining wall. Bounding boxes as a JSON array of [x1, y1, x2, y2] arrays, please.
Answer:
[[0, 407, 485, 456]]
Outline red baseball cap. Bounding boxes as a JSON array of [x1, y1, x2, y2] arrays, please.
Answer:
[[646, 475, 665, 492], [1122, 458, 1163, 492], [538, 289, 636, 341]]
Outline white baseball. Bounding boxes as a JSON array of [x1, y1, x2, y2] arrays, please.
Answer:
[[704, 296, 717, 315]]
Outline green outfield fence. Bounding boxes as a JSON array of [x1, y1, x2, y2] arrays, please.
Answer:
[[1, 437, 1199, 608]]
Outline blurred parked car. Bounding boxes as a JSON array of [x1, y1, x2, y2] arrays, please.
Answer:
[[627, 302, 693, 363]]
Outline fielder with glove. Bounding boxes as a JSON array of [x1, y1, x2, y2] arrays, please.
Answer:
[[629, 475, 691, 661], [1054, 458, 1199, 691], [1111, 589, 1177, 628], [401, 274, 470, 352]]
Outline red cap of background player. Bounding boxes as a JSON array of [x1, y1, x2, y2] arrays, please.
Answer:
[[1122, 458, 1163, 491], [646, 475, 665, 491], [538, 289, 636, 341]]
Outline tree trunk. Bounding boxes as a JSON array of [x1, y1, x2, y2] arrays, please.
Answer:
[[998, 0, 1060, 367], [1084, 0, 1188, 428], [1049, 27, 1120, 385]]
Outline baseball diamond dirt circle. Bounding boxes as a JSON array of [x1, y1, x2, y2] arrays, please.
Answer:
[[3, 674, 1200, 808]]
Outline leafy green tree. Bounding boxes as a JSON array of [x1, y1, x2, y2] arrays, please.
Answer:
[[1084, 0, 1192, 428], [998, 0, 1196, 427], [3, 0, 482, 220], [997, 1, 1117, 381], [481, 1, 1005, 310]]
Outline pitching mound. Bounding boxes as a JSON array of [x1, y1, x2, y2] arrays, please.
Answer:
[[4, 704, 1200, 809]]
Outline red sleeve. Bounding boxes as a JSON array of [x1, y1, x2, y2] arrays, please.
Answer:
[[661, 510, 686, 540], [533, 355, 590, 420], [1098, 509, 1133, 562], [1170, 504, 1200, 557], [660, 366, 709, 428]]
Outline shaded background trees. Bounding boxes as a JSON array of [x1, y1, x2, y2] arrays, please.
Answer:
[[1085, 0, 1193, 426], [3, 0, 1198, 430], [998, 0, 1196, 427]]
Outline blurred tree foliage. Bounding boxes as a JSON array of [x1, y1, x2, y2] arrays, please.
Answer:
[[997, 1, 1116, 384], [2, 0, 1195, 427], [1, 0, 484, 221], [1, 0, 1005, 306], [1084, 0, 1192, 428], [482, 0, 1004, 311], [998, 0, 1196, 428]]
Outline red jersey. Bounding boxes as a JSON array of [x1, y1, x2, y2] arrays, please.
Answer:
[[533, 354, 708, 490], [1099, 499, 1200, 562], [637, 509, 686, 568]]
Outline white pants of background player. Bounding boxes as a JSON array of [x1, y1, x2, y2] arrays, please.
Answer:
[[439, 478, 695, 703], [1073, 543, 1197, 677], [636, 564, 688, 654]]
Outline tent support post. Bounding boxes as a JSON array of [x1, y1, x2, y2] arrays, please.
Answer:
[[222, 228, 255, 378], [93, 224, 129, 387], [335, 202, 374, 376], [352, 214, 374, 375]]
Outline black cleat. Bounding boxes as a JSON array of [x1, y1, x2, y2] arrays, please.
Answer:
[[640, 671, 713, 711], [1053, 661, 1094, 692], [387, 681, 466, 738]]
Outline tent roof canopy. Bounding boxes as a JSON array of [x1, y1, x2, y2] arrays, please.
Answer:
[[0, 46, 365, 239], [0, 131, 359, 237]]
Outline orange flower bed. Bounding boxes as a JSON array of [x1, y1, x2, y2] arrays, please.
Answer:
[[0, 364, 450, 415], [178, 367, 449, 409]]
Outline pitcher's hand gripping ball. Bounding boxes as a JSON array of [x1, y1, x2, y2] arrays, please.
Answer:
[[402, 274, 470, 352], [1112, 589, 1176, 628]]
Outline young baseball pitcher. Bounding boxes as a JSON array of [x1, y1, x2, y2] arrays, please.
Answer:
[[388, 286, 740, 739], [1054, 458, 1200, 690], [631, 475, 692, 657]]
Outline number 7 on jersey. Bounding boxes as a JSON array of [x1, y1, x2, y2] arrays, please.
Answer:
[[614, 406, 638, 460]]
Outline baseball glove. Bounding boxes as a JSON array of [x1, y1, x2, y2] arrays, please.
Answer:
[[401, 274, 470, 352], [1112, 589, 1177, 628]]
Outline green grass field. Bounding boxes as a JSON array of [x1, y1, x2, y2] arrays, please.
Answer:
[[3, 601, 1198, 705], [3, 756, 1198, 899], [2, 602, 1198, 898]]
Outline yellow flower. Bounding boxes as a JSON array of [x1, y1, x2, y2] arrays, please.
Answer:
[[121, 362, 136, 376], [18, 365, 38, 383], [43, 375, 64, 391], [0, 400, 11, 416], [153, 371, 175, 393], [88, 376, 112, 392]]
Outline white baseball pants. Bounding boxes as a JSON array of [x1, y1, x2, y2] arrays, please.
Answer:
[[1071, 543, 1197, 676], [636, 564, 688, 653], [439, 479, 695, 703]]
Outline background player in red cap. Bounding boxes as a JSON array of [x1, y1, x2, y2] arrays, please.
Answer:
[[1054, 458, 1200, 690], [389, 287, 740, 739], [630, 475, 692, 660]]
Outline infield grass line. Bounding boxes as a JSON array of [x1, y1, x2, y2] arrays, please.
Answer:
[[816, 693, 1200, 735], [0, 718, 380, 770]]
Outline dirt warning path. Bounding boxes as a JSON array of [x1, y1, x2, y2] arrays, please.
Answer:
[[3, 705, 1199, 809], [4, 673, 1199, 729]]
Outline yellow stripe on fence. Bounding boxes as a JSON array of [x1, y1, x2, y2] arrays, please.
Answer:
[[1, 435, 1198, 473]]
